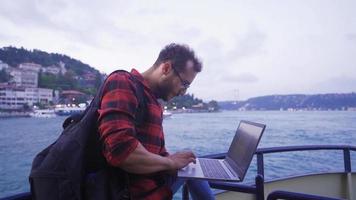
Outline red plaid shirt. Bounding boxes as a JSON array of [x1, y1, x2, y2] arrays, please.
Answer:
[[98, 69, 172, 200]]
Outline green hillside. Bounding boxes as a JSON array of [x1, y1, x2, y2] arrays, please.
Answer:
[[0, 46, 103, 95]]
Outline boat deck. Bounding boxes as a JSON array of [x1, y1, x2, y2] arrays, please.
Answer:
[[196, 145, 356, 200]]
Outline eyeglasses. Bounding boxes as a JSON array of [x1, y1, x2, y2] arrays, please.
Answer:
[[171, 66, 191, 90]]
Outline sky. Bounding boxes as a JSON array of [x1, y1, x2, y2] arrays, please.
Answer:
[[0, 0, 356, 101]]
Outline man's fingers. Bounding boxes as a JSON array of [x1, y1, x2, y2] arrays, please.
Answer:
[[182, 151, 196, 158], [170, 151, 197, 168]]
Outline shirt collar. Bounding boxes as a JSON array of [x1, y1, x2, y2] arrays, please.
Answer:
[[131, 69, 144, 82], [131, 68, 153, 92]]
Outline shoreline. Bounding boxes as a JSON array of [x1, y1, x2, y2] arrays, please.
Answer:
[[0, 109, 355, 119], [0, 111, 30, 118]]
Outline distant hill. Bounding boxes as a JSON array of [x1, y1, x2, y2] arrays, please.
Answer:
[[162, 94, 219, 111], [0, 46, 103, 95], [219, 93, 356, 111], [0, 46, 99, 75]]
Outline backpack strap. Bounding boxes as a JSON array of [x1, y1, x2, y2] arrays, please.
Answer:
[[100, 70, 147, 125], [62, 70, 147, 129], [82, 70, 147, 199], [81, 70, 147, 173], [127, 72, 147, 126]]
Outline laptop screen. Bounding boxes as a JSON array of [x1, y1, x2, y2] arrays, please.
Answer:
[[226, 121, 265, 180]]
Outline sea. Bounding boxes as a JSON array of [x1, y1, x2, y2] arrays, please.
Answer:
[[1, 111, 356, 199]]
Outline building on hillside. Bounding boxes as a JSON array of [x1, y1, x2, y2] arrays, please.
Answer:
[[59, 61, 67, 74], [25, 87, 53, 105], [0, 86, 26, 110], [0, 86, 53, 110], [8, 68, 21, 86], [21, 70, 38, 88], [0, 60, 9, 70], [8, 67, 38, 88], [60, 90, 87, 104], [83, 72, 97, 81], [41, 65, 61, 75], [77, 72, 98, 88], [191, 103, 206, 111], [18, 63, 42, 73], [53, 90, 60, 104]]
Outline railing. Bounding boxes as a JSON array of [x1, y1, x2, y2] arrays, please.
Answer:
[[266, 190, 342, 200], [255, 145, 356, 176], [183, 144, 356, 200], [0, 192, 31, 200], [1, 145, 355, 200]]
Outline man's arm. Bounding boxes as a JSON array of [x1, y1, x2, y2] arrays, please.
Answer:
[[98, 72, 194, 174], [119, 143, 196, 174]]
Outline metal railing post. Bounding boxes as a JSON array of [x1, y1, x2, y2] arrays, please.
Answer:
[[343, 149, 353, 200], [343, 149, 351, 172], [257, 153, 264, 177], [255, 174, 265, 200], [182, 183, 189, 200]]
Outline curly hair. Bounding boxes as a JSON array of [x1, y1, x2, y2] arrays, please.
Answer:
[[154, 43, 202, 73]]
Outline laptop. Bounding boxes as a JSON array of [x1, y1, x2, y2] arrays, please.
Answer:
[[178, 120, 266, 182]]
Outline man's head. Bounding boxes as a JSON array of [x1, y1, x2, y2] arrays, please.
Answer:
[[152, 43, 202, 101]]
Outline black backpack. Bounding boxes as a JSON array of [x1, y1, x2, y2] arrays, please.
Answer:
[[29, 70, 147, 200]]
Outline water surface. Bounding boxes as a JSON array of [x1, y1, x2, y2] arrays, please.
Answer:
[[1, 111, 355, 198]]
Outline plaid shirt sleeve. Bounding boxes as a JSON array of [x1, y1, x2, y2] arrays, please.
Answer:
[[97, 72, 140, 167], [97, 70, 173, 200]]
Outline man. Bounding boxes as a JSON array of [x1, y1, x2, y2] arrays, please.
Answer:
[[98, 43, 214, 200]]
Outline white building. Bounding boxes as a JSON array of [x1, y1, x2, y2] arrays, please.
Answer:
[[0, 60, 9, 70], [21, 70, 38, 88], [25, 87, 53, 105], [59, 61, 67, 74], [18, 63, 42, 73], [0, 86, 26, 109], [41, 65, 61, 75], [8, 67, 38, 88], [0, 86, 53, 110], [8, 68, 22, 85]]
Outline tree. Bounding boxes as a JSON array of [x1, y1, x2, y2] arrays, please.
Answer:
[[0, 69, 11, 82], [38, 72, 57, 89], [164, 94, 205, 109], [208, 100, 219, 111]]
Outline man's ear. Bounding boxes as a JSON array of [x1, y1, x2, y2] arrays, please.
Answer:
[[161, 61, 172, 75]]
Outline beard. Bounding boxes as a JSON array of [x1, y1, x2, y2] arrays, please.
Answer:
[[157, 79, 175, 101]]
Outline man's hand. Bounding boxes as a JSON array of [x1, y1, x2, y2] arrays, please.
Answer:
[[118, 143, 196, 174], [167, 151, 196, 170]]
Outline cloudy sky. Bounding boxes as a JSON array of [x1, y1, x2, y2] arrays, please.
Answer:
[[1, 0, 355, 101]]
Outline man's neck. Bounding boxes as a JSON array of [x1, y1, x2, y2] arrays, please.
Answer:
[[142, 67, 159, 94]]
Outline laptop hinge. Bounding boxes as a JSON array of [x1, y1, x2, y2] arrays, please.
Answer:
[[223, 160, 239, 178]]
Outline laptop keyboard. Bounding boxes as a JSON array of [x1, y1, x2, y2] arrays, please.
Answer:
[[199, 159, 230, 179]]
